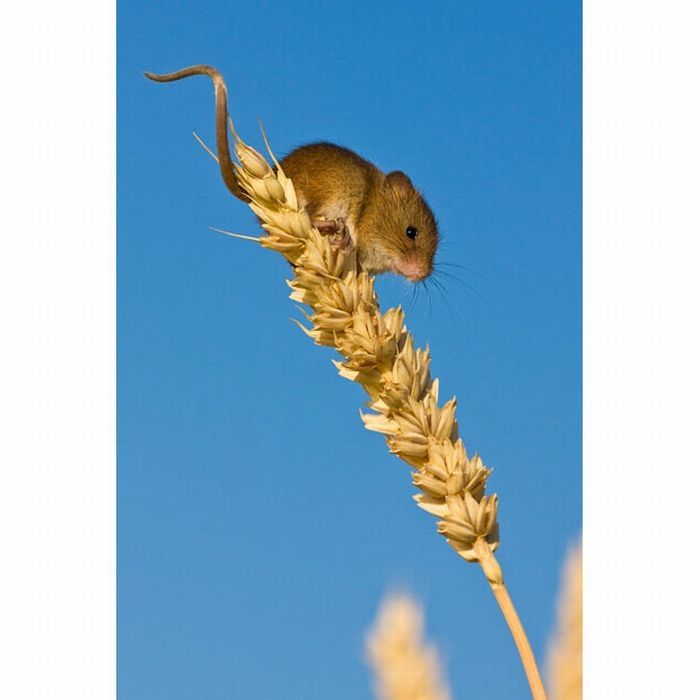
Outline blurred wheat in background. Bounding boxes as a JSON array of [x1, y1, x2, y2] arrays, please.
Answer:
[[367, 546, 582, 700], [547, 543, 583, 700], [367, 594, 451, 700]]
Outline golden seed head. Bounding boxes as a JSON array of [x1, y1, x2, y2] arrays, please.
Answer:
[[230, 129, 500, 564]]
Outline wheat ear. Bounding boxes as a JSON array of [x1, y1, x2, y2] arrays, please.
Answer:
[[225, 125, 546, 699], [367, 593, 451, 700]]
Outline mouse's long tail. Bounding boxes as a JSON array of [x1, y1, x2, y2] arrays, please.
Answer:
[[144, 65, 246, 202]]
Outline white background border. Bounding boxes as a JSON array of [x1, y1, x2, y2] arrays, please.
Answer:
[[1, 0, 699, 697], [584, 0, 700, 696], [0, 0, 115, 697]]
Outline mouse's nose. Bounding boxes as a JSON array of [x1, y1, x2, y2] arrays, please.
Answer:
[[396, 258, 429, 282]]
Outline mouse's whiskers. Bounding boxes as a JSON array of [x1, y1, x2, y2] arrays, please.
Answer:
[[433, 267, 482, 301], [435, 260, 485, 280], [421, 279, 433, 318], [429, 274, 463, 321]]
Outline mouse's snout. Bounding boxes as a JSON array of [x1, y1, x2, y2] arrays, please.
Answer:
[[396, 257, 431, 282]]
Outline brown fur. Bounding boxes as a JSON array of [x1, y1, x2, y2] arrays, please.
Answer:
[[281, 143, 439, 278]]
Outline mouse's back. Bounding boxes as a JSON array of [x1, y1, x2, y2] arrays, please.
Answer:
[[279, 143, 379, 218]]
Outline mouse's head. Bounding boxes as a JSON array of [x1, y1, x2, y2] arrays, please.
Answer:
[[358, 171, 439, 282]]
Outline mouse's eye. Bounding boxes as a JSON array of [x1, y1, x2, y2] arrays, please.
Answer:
[[406, 226, 419, 240]]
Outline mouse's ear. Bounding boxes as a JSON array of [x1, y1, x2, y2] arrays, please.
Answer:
[[385, 171, 414, 196]]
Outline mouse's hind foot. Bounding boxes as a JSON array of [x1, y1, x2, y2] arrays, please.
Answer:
[[313, 217, 354, 253]]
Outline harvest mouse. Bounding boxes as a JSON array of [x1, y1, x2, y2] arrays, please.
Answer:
[[145, 65, 439, 282]]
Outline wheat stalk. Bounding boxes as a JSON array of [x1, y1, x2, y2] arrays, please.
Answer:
[[367, 594, 451, 700], [223, 123, 546, 699]]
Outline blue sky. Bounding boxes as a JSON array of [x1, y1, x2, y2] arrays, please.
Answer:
[[118, 1, 580, 698]]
